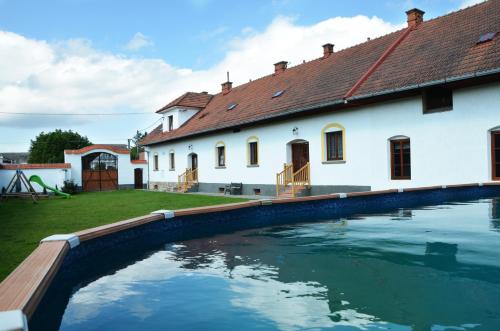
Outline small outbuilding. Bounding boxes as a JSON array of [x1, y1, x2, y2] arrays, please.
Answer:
[[64, 144, 148, 191]]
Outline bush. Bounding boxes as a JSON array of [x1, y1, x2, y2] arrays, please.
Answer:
[[62, 180, 79, 195]]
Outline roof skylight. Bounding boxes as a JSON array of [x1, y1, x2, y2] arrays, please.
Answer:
[[272, 90, 285, 98], [477, 32, 496, 44], [227, 103, 238, 110]]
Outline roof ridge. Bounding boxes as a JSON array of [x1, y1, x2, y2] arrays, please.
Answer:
[[343, 27, 413, 99], [210, 28, 406, 98]]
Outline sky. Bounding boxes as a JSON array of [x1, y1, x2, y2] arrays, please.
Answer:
[[0, 0, 484, 152]]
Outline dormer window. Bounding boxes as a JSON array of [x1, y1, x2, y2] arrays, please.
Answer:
[[168, 115, 173, 131], [423, 87, 453, 114]]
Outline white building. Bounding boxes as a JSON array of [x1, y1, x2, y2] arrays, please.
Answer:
[[141, 4, 500, 197], [0, 144, 148, 193], [64, 144, 148, 191]]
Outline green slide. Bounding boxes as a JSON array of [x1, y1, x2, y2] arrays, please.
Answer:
[[29, 175, 71, 198]]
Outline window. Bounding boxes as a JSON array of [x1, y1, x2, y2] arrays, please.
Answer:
[[391, 139, 411, 180], [153, 153, 159, 171], [477, 32, 496, 44], [272, 90, 285, 98], [249, 142, 258, 165], [246, 136, 259, 166], [227, 103, 237, 110], [326, 131, 343, 161], [493, 131, 500, 180], [321, 123, 345, 162], [215, 141, 226, 167], [169, 151, 175, 170], [168, 115, 173, 131], [423, 87, 453, 113]]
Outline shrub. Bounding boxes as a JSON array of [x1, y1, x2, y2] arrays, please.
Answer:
[[62, 180, 79, 195]]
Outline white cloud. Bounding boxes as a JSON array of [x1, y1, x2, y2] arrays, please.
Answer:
[[0, 14, 401, 150], [125, 32, 153, 51]]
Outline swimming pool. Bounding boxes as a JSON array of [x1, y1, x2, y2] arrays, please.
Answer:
[[35, 197, 500, 330]]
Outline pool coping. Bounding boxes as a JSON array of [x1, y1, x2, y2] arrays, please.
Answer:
[[1, 182, 499, 328]]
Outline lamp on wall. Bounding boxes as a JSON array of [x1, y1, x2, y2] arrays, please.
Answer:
[[292, 126, 299, 135], [188, 144, 193, 150]]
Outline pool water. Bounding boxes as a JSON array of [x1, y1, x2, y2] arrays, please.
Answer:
[[59, 198, 500, 330]]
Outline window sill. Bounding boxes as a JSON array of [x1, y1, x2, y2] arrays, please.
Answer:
[[169, 169, 175, 171], [391, 178, 411, 180], [153, 169, 159, 172], [322, 160, 346, 164], [423, 107, 452, 114], [247, 164, 259, 168], [215, 166, 226, 169]]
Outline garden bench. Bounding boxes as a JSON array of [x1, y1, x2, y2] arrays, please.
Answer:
[[224, 182, 242, 195]]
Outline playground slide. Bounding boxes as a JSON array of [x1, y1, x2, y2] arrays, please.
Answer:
[[29, 175, 71, 198]]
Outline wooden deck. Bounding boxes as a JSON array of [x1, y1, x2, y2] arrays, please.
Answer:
[[0, 241, 68, 318]]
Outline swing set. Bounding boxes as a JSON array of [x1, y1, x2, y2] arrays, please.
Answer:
[[0, 169, 47, 203]]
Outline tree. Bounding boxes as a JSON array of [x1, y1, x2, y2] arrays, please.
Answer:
[[28, 130, 92, 163], [130, 130, 147, 160]]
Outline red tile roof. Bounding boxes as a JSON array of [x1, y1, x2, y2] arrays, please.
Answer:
[[131, 159, 147, 164], [355, 1, 500, 97], [0, 163, 71, 170], [142, 1, 500, 146], [156, 92, 213, 113], [65, 144, 130, 155]]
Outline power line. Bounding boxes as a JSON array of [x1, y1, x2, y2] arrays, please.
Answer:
[[0, 111, 152, 116], [137, 118, 163, 132]]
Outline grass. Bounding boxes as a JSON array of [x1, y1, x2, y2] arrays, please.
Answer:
[[0, 190, 248, 281]]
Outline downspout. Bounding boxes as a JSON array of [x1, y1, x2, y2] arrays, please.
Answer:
[[146, 149, 150, 190]]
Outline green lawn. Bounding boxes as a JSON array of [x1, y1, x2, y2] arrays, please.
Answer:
[[0, 190, 248, 281]]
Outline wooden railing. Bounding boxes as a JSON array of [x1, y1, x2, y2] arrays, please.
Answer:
[[276, 162, 310, 197], [276, 163, 293, 196], [177, 168, 198, 192]]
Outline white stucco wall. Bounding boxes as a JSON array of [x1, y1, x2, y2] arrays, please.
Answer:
[[64, 149, 148, 187], [0, 168, 69, 193], [147, 82, 500, 191], [160, 107, 200, 133]]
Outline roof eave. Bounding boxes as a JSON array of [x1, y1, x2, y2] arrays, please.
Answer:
[[144, 67, 500, 146]]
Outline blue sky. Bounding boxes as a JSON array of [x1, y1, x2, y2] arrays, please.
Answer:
[[0, 0, 469, 69], [0, 0, 481, 151]]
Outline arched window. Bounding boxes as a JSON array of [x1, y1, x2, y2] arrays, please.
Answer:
[[246, 136, 259, 166], [169, 150, 175, 171], [389, 136, 411, 180], [215, 141, 226, 168], [321, 123, 345, 162]]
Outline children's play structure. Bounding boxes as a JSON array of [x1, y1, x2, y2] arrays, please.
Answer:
[[0, 170, 70, 202], [29, 175, 70, 198], [0, 145, 148, 196]]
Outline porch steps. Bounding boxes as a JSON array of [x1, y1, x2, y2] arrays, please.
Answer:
[[177, 182, 198, 193], [277, 185, 308, 198]]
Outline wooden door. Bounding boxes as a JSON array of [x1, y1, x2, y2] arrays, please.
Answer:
[[291, 143, 309, 171], [191, 154, 198, 170], [493, 132, 500, 180], [134, 168, 143, 189]]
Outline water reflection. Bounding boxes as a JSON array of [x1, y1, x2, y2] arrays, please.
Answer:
[[491, 197, 500, 232], [57, 199, 500, 331]]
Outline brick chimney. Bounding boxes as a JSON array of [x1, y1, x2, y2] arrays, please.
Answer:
[[221, 81, 232, 95], [322, 43, 334, 58], [406, 8, 425, 28], [274, 61, 287, 74]]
